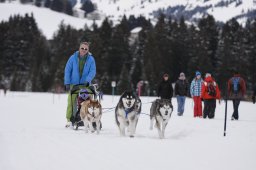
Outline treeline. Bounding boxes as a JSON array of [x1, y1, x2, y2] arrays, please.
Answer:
[[0, 13, 256, 96]]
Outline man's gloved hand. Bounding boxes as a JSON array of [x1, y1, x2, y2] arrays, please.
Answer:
[[65, 84, 70, 91], [85, 82, 90, 87]]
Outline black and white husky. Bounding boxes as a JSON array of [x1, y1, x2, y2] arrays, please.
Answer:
[[150, 99, 173, 139], [115, 91, 141, 137]]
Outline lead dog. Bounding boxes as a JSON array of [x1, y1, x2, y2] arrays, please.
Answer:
[[115, 91, 141, 137], [150, 99, 173, 139], [80, 99, 102, 134]]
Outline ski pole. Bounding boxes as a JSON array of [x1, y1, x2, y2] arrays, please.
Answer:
[[224, 83, 228, 137]]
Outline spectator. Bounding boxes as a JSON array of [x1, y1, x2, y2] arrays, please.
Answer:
[[157, 73, 173, 100], [190, 71, 203, 118], [252, 84, 256, 104], [228, 71, 246, 120], [201, 73, 221, 119], [174, 72, 189, 116]]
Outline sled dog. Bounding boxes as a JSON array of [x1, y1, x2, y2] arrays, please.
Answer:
[[80, 99, 102, 134], [150, 99, 173, 139], [115, 91, 141, 137]]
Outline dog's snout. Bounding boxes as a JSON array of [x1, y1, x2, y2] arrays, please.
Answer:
[[165, 111, 168, 115]]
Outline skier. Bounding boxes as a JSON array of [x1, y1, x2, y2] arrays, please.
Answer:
[[64, 42, 96, 127], [174, 72, 189, 116], [190, 71, 203, 118]]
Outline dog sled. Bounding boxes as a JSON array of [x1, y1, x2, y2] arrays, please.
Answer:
[[69, 84, 102, 130]]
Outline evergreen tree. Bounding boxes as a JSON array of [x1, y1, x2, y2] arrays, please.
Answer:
[[64, 0, 73, 16], [187, 15, 218, 81], [107, 16, 131, 91], [0, 14, 43, 91], [51, 0, 64, 12], [117, 65, 131, 94], [246, 19, 256, 88], [44, 0, 51, 8], [215, 18, 244, 92], [50, 22, 81, 90], [81, 0, 95, 17], [35, 0, 43, 7], [168, 16, 190, 80]]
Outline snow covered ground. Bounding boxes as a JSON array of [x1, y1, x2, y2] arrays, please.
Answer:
[[0, 91, 256, 170]]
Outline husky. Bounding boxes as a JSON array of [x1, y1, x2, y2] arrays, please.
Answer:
[[115, 91, 141, 137], [79, 99, 102, 134], [150, 99, 173, 139]]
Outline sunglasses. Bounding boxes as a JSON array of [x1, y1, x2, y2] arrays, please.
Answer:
[[80, 47, 88, 51]]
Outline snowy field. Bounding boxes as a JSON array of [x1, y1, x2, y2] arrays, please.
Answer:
[[0, 91, 256, 170]]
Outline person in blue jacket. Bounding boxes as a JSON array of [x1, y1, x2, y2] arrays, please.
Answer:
[[64, 42, 96, 127]]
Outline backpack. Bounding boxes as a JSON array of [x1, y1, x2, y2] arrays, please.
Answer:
[[231, 77, 241, 94], [205, 82, 216, 97]]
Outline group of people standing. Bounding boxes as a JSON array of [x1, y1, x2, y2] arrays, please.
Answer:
[[157, 71, 248, 120]]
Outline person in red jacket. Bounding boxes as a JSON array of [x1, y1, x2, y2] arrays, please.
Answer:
[[201, 73, 221, 119]]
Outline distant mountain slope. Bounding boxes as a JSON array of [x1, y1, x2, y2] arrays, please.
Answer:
[[89, 0, 256, 24], [0, 3, 102, 39], [1, 0, 255, 39]]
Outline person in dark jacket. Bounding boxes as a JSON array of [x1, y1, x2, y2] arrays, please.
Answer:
[[252, 84, 256, 104], [157, 73, 173, 100], [228, 71, 246, 120], [174, 72, 189, 116]]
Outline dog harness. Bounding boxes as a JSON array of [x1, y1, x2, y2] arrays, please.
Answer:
[[124, 108, 133, 119]]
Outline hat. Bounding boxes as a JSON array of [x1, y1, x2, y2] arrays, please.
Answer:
[[195, 71, 201, 76], [180, 72, 185, 77], [205, 73, 211, 78], [79, 89, 90, 100], [163, 73, 169, 77]]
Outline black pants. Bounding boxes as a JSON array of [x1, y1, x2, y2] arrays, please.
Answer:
[[203, 99, 216, 119], [232, 99, 240, 120]]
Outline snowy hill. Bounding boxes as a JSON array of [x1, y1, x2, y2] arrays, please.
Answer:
[[1, 0, 256, 39], [90, 0, 256, 24], [0, 2, 103, 39], [0, 91, 256, 170]]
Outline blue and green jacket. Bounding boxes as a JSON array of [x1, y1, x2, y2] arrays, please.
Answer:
[[190, 78, 203, 97], [64, 51, 96, 85]]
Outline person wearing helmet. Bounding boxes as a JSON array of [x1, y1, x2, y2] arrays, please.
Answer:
[[70, 89, 91, 125]]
